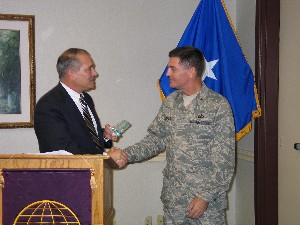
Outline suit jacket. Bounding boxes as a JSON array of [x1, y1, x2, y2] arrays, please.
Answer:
[[34, 83, 111, 154]]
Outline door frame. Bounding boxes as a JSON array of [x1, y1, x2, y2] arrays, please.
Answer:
[[255, 0, 279, 224]]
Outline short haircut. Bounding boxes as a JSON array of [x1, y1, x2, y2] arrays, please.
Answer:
[[169, 46, 206, 79], [56, 48, 90, 79]]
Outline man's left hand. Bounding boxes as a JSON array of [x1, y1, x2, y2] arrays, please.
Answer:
[[186, 196, 209, 219]]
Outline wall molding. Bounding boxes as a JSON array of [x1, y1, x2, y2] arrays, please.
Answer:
[[149, 148, 254, 163], [237, 148, 254, 162]]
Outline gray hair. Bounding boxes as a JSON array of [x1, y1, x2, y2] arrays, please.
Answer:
[[56, 48, 90, 79]]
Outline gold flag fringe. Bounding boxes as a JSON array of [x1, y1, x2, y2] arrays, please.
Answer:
[[90, 169, 97, 189], [157, 80, 166, 102], [0, 170, 4, 188], [221, 0, 262, 128]]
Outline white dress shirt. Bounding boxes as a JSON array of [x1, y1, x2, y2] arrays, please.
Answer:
[[60, 82, 98, 134]]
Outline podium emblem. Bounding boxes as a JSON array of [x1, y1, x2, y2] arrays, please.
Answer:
[[14, 200, 81, 224]]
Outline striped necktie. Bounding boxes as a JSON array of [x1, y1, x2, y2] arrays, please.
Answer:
[[79, 95, 102, 151]]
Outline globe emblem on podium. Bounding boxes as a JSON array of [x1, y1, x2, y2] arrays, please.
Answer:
[[13, 200, 81, 225]]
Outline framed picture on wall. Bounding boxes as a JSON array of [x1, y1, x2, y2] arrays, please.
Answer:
[[0, 14, 35, 128]]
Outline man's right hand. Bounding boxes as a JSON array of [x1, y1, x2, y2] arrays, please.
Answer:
[[107, 147, 128, 168]]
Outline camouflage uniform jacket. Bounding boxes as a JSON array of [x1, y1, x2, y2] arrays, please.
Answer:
[[124, 84, 235, 211]]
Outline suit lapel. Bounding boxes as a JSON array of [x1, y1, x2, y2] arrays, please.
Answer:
[[56, 83, 88, 130]]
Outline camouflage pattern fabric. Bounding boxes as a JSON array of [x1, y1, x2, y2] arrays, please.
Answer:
[[124, 84, 235, 214], [164, 207, 226, 225]]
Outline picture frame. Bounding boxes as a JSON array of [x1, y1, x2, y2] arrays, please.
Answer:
[[0, 14, 35, 128]]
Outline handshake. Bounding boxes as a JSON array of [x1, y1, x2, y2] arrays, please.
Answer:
[[107, 147, 128, 168]]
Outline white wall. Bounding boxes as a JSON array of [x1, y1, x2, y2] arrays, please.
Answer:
[[0, 1, 256, 225], [234, 0, 256, 224], [279, 0, 300, 224], [0, 0, 200, 151]]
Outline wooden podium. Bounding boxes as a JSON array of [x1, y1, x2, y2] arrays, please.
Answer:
[[0, 154, 115, 225]]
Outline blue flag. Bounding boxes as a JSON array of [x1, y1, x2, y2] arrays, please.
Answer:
[[158, 0, 261, 141]]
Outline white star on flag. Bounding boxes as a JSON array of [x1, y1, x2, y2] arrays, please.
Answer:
[[202, 58, 218, 81]]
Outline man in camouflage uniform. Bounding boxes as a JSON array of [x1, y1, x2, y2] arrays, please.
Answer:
[[110, 46, 235, 224]]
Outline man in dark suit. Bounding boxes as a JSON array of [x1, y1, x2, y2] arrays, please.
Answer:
[[34, 48, 118, 155]]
